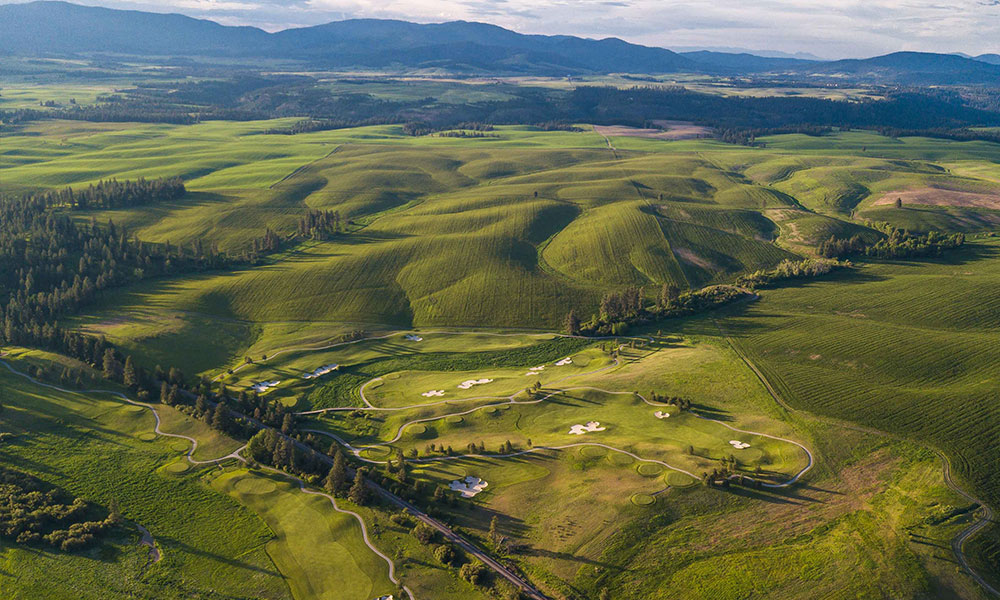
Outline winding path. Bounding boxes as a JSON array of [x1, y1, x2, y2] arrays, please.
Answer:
[[0, 358, 415, 598], [304, 373, 813, 489]]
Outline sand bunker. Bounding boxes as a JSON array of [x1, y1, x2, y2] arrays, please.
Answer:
[[303, 364, 338, 379], [450, 476, 489, 498], [872, 188, 1000, 210], [594, 121, 711, 141], [457, 378, 493, 390], [555, 357, 573, 366], [404, 334, 423, 341], [569, 421, 606, 435], [729, 440, 751, 450], [654, 411, 670, 419], [251, 380, 280, 393], [421, 390, 445, 397]]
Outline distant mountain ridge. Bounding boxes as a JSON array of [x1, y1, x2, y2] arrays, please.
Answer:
[[1, 1, 998, 84]]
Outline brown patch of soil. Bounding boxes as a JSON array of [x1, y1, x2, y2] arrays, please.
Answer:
[[593, 121, 712, 141], [673, 247, 718, 271], [872, 188, 1000, 210]]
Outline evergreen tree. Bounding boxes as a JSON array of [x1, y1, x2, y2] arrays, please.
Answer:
[[211, 402, 231, 433], [349, 468, 370, 506], [563, 309, 580, 335], [102, 349, 121, 381], [122, 355, 138, 389]]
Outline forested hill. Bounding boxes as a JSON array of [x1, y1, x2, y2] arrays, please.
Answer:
[[3, 1, 1000, 83]]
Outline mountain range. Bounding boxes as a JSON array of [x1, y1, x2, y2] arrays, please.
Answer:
[[1, 1, 998, 84]]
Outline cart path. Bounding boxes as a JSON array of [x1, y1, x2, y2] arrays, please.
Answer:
[[303, 384, 814, 489], [0, 358, 417, 598]]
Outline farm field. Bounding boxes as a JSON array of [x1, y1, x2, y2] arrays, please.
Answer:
[[3, 110, 1000, 600], [1, 119, 988, 386], [720, 238, 1000, 587]]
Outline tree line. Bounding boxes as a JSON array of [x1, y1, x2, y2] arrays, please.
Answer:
[[565, 284, 750, 337], [32, 177, 186, 210], [818, 226, 965, 259]]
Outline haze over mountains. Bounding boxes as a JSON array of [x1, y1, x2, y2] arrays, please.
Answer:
[[1, 1, 999, 84]]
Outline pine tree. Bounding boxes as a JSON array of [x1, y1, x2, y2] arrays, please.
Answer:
[[325, 448, 347, 495], [211, 402, 231, 433], [563, 309, 580, 335], [122, 356, 138, 389], [102, 348, 121, 381], [349, 468, 370, 505]]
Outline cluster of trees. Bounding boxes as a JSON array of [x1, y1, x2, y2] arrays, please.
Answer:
[[874, 126, 1000, 144], [568, 284, 749, 336], [7, 74, 998, 140], [297, 210, 343, 239], [648, 392, 693, 411], [0, 193, 230, 355], [438, 130, 499, 138], [735, 258, 847, 289], [713, 125, 833, 146], [32, 177, 186, 210], [819, 227, 965, 259], [0, 466, 120, 551], [703, 456, 767, 489]]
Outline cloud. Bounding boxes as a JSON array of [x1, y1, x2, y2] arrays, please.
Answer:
[[5, 0, 998, 57]]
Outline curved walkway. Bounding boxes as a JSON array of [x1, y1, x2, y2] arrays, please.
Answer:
[[257, 466, 415, 600], [0, 359, 413, 598], [304, 382, 813, 488]]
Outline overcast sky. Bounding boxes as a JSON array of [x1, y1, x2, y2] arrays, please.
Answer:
[[8, 0, 1000, 58]]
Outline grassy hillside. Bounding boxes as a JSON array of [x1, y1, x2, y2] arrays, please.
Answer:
[[719, 238, 1000, 586]]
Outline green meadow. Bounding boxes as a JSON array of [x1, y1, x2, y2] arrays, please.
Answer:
[[3, 114, 1000, 598]]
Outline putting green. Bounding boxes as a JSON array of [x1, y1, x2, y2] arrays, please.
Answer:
[[483, 406, 499, 415], [608, 452, 634, 466], [360, 446, 392, 460], [407, 424, 429, 438], [235, 477, 278, 494], [170, 440, 190, 452], [445, 415, 464, 424], [137, 432, 157, 441], [631, 493, 655, 506], [666, 471, 697, 487], [165, 461, 190, 474], [637, 463, 663, 477], [580, 446, 607, 458]]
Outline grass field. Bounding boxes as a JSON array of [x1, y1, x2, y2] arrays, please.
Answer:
[[3, 114, 1000, 598], [719, 238, 1000, 587], [3, 121, 993, 377], [0, 361, 289, 599]]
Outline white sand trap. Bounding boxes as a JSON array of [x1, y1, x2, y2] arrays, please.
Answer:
[[530, 365, 545, 371], [555, 357, 573, 366], [421, 390, 445, 397], [457, 378, 493, 390], [450, 476, 489, 498], [654, 411, 670, 419], [251, 380, 280, 393], [404, 334, 423, 341], [302, 364, 338, 379], [729, 440, 751, 450], [569, 421, 606, 435]]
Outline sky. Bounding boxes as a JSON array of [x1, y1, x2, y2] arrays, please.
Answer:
[[6, 0, 1000, 58]]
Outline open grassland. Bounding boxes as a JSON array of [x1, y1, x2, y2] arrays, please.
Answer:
[[294, 329, 986, 599], [0, 362, 289, 599], [214, 470, 397, 600], [0, 349, 487, 600], [719, 238, 1000, 588], [3, 122, 995, 363]]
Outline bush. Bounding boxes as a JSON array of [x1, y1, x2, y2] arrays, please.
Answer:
[[460, 560, 488, 586], [433, 543, 457, 565], [411, 521, 437, 544]]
